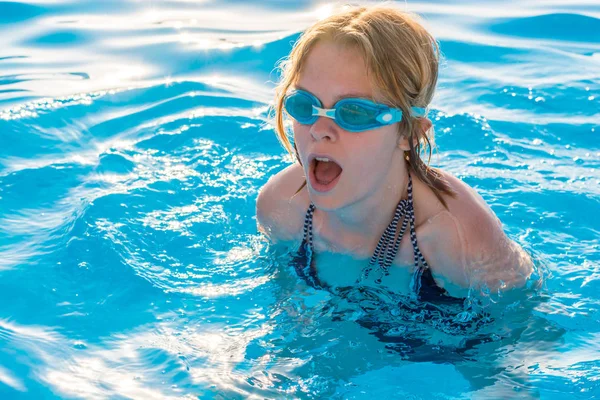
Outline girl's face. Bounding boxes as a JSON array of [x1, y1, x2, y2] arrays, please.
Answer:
[[293, 40, 405, 211]]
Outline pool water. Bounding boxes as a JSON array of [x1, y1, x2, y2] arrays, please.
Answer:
[[0, 1, 599, 399]]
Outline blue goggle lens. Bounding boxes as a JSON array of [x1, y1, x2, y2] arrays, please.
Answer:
[[337, 102, 379, 125], [284, 91, 315, 123]]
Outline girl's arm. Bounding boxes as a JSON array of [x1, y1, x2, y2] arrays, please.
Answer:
[[421, 177, 534, 294], [256, 163, 305, 244]]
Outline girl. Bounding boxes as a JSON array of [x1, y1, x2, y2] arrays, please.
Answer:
[[256, 4, 533, 299]]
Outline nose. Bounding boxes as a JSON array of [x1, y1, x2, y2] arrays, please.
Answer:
[[309, 116, 339, 142]]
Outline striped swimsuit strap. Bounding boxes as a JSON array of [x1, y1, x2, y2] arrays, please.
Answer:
[[300, 174, 430, 295]]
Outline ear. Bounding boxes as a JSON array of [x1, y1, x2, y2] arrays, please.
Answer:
[[397, 118, 432, 151]]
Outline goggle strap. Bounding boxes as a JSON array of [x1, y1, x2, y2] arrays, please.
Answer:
[[411, 106, 427, 118], [375, 107, 427, 124], [375, 109, 401, 124]]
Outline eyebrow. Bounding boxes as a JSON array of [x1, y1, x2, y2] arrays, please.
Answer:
[[295, 85, 373, 104]]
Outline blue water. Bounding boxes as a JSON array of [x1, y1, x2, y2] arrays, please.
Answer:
[[0, 0, 599, 398]]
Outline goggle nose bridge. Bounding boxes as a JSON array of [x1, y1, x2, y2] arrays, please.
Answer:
[[311, 105, 336, 119]]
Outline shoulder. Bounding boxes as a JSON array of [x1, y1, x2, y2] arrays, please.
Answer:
[[256, 162, 309, 245], [418, 170, 533, 292], [411, 169, 503, 248], [437, 171, 505, 237]]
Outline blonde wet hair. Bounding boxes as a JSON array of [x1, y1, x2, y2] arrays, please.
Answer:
[[272, 4, 455, 207]]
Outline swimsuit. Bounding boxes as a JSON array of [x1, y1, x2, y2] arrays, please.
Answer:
[[289, 176, 495, 355], [293, 174, 460, 303]]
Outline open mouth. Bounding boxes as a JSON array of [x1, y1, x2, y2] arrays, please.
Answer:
[[309, 156, 343, 193]]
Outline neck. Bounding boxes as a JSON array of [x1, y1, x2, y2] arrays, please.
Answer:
[[317, 151, 411, 251]]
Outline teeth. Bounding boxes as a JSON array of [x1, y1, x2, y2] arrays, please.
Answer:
[[315, 157, 330, 162]]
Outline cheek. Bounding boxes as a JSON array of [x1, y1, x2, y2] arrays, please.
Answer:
[[350, 127, 398, 154], [292, 122, 312, 163], [345, 137, 378, 171], [346, 130, 398, 174], [292, 121, 309, 144]]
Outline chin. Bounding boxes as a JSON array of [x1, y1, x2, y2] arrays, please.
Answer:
[[307, 187, 349, 212], [309, 197, 340, 212]]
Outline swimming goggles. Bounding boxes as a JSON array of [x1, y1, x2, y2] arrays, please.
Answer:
[[283, 89, 426, 133]]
